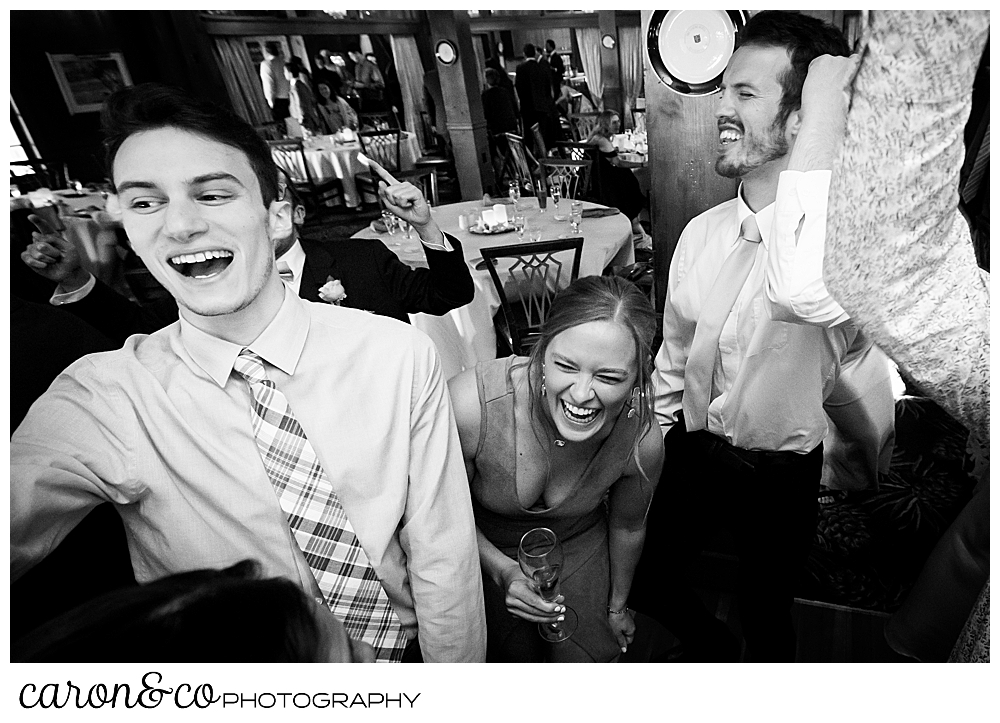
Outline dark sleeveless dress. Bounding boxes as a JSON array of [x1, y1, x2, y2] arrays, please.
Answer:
[[471, 357, 637, 662], [594, 148, 644, 222]]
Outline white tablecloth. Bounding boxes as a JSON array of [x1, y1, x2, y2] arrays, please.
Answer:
[[351, 199, 634, 379], [301, 132, 420, 207]]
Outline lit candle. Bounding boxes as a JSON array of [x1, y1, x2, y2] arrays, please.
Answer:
[[492, 204, 508, 225], [481, 208, 496, 227]]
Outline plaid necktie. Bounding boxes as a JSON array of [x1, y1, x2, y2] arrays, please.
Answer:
[[682, 215, 763, 431], [233, 349, 408, 662]]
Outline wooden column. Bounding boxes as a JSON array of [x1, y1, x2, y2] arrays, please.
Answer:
[[642, 9, 738, 311], [427, 10, 496, 200], [598, 10, 622, 117]]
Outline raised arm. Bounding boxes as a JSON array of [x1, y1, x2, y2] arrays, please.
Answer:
[[823, 10, 990, 443], [763, 54, 860, 327]]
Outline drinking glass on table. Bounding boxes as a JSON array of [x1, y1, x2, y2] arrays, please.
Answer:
[[534, 179, 547, 212], [508, 181, 521, 207], [513, 213, 526, 240], [527, 226, 542, 244], [570, 201, 583, 233], [381, 209, 397, 235], [397, 217, 412, 239], [550, 182, 562, 212], [518, 528, 578, 642]]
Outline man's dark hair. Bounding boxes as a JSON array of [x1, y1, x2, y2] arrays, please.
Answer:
[[100, 83, 279, 208], [264, 41, 281, 56], [523, 43, 536, 59], [485, 67, 502, 87], [12, 560, 322, 662], [545, 39, 556, 51], [284, 61, 300, 78], [738, 10, 851, 127]]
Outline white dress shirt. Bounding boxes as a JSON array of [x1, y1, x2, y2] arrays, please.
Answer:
[[12, 287, 487, 661], [654, 171, 864, 453]]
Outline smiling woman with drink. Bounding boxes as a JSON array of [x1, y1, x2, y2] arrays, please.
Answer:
[[449, 276, 664, 662]]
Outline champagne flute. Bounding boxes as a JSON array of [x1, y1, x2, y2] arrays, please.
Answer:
[[508, 180, 521, 208], [570, 201, 583, 233], [550, 182, 562, 213], [518, 528, 578, 642], [513, 213, 526, 240]]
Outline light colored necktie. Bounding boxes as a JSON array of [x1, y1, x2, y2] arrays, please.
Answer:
[[276, 260, 294, 283], [682, 215, 763, 431], [233, 349, 408, 662]]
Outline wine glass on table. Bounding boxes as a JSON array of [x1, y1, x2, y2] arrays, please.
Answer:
[[518, 527, 578, 642], [550, 182, 562, 214], [508, 180, 521, 209], [513, 213, 526, 241]]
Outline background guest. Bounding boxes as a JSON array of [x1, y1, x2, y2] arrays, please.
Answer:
[[347, 43, 385, 112], [285, 62, 320, 134], [585, 110, 647, 245], [259, 41, 290, 122], [316, 76, 358, 135]]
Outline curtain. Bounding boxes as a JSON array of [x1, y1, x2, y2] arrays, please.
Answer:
[[618, 26, 643, 130], [212, 38, 271, 126], [390, 35, 425, 141], [575, 27, 603, 111]]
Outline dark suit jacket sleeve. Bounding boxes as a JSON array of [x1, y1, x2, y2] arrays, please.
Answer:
[[64, 278, 179, 346], [374, 234, 474, 316]]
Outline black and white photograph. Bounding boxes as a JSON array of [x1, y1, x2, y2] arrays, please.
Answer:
[[8, 6, 991, 721]]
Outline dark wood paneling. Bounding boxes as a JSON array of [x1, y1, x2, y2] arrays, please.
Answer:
[[642, 10, 738, 311], [11, 10, 226, 183]]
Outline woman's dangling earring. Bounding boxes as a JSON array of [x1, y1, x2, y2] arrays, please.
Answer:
[[541, 364, 547, 398], [627, 386, 639, 419]]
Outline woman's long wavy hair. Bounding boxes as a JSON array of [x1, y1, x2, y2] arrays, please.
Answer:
[[510, 275, 658, 485], [586, 109, 620, 144]]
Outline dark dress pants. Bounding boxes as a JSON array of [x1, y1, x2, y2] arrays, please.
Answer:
[[631, 419, 822, 662]]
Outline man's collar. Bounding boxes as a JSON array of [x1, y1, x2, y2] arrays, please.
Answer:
[[276, 238, 306, 281], [180, 285, 310, 387], [736, 183, 775, 250]]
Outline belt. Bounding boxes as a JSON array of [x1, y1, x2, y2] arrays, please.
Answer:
[[687, 429, 819, 474]]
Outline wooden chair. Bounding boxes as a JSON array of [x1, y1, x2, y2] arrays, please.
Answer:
[[481, 237, 583, 356], [414, 110, 456, 186], [266, 139, 344, 214], [568, 112, 602, 142], [497, 132, 539, 197], [253, 121, 285, 141], [539, 158, 592, 202], [356, 129, 438, 206]]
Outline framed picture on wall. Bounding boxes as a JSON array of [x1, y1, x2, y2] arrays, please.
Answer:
[[46, 52, 133, 115]]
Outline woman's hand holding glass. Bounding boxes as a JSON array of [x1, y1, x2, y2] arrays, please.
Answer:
[[500, 564, 566, 625]]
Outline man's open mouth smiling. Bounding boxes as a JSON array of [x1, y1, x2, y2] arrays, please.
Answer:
[[169, 250, 234, 279], [719, 123, 743, 145]]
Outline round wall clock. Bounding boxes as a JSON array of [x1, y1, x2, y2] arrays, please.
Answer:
[[601, 33, 617, 50], [435, 39, 457, 66], [647, 10, 748, 96]]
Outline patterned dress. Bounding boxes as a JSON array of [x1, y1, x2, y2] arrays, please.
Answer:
[[825, 10, 989, 663]]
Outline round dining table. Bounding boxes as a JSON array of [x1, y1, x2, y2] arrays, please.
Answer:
[[351, 199, 635, 379], [301, 132, 421, 208]]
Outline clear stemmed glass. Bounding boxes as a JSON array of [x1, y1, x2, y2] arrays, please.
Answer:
[[518, 527, 579, 642], [550, 182, 562, 213], [570, 201, 583, 233], [513, 213, 526, 240], [508, 181, 521, 208]]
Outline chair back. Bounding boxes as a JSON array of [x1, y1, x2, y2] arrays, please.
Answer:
[[569, 93, 583, 116], [568, 112, 602, 142], [267, 139, 314, 187], [254, 121, 285, 141], [358, 129, 402, 174], [554, 140, 594, 162], [359, 111, 393, 131], [539, 159, 592, 201], [419, 110, 445, 155], [481, 237, 583, 355], [500, 132, 537, 196], [631, 106, 646, 133]]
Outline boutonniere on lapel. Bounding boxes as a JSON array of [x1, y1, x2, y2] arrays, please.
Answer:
[[318, 276, 347, 305]]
